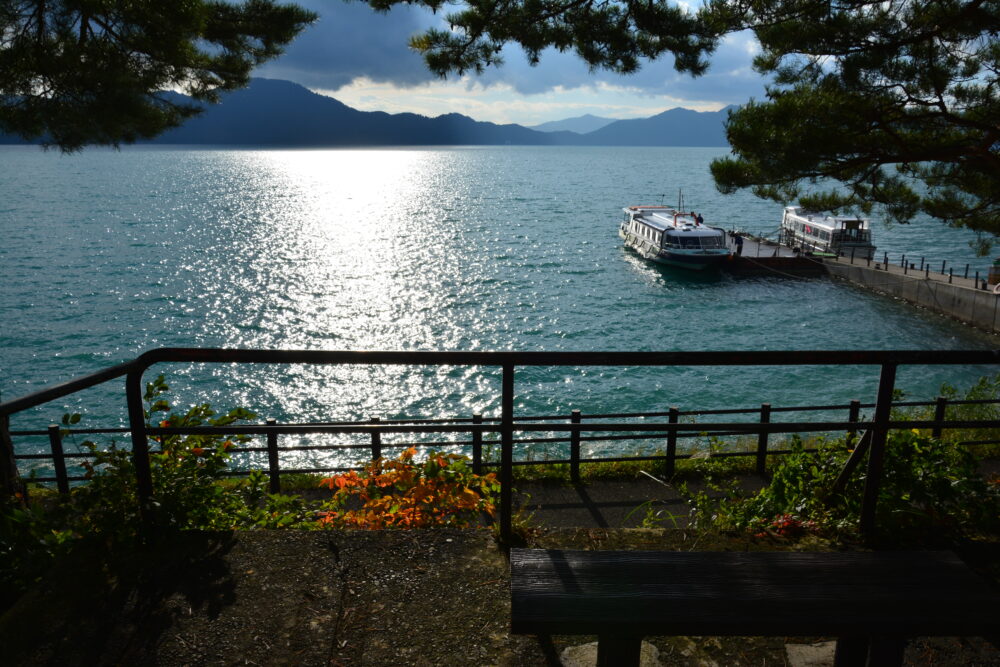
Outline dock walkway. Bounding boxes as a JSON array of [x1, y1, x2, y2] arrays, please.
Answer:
[[722, 232, 827, 276]]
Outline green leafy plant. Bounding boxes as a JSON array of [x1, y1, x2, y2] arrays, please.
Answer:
[[686, 430, 1000, 542]]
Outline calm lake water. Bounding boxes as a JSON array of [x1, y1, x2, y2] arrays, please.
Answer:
[[1, 145, 996, 468]]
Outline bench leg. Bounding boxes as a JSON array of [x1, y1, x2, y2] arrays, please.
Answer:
[[597, 635, 642, 667], [834, 636, 906, 667], [834, 637, 868, 666], [867, 637, 906, 666]]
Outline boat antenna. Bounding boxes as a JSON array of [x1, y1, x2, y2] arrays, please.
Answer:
[[677, 189, 684, 211]]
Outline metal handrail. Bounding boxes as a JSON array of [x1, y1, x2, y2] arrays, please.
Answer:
[[3, 347, 998, 542]]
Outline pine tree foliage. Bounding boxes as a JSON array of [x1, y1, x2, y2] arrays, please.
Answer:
[[0, 0, 316, 151], [709, 0, 1000, 246], [385, 0, 1000, 242]]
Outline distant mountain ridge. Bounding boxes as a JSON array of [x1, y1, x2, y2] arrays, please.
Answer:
[[154, 79, 732, 147], [2, 78, 733, 147], [529, 114, 619, 134]]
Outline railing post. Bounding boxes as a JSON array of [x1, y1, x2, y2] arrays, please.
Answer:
[[370, 417, 382, 460], [47, 424, 69, 494], [666, 407, 679, 476], [472, 414, 483, 474], [860, 363, 897, 542], [570, 410, 581, 483], [847, 399, 861, 448], [266, 418, 280, 493], [0, 414, 25, 499], [931, 396, 948, 439], [756, 404, 771, 474], [500, 363, 514, 544], [126, 368, 154, 521]]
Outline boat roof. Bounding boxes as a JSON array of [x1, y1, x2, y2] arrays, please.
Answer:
[[624, 205, 722, 236], [784, 205, 870, 228]]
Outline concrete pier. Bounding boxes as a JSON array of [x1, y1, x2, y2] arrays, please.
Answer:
[[718, 230, 999, 334], [722, 233, 827, 277], [822, 254, 1000, 335]]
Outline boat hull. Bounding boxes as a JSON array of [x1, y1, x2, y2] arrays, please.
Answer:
[[620, 229, 731, 271]]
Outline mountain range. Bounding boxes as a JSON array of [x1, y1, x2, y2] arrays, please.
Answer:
[[2, 78, 734, 147]]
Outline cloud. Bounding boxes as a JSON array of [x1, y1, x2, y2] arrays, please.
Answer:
[[255, 0, 441, 89], [256, 1, 768, 116]]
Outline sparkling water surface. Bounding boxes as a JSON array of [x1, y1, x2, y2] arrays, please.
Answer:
[[1, 145, 996, 468]]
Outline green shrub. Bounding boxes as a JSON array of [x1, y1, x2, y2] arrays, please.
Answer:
[[687, 430, 1000, 542]]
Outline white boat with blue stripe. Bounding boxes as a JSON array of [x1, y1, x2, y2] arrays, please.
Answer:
[[619, 205, 731, 271]]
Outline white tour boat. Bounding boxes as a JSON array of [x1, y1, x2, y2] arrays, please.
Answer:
[[619, 205, 731, 271], [779, 206, 876, 260]]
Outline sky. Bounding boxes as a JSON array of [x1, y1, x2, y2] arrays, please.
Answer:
[[254, 0, 769, 126]]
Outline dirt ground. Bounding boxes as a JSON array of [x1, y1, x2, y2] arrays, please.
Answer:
[[3, 477, 999, 665], [4, 526, 998, 666]]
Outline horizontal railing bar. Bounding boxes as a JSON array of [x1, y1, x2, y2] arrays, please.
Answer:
[[0, 359, 138, 417], [141, 418, 997, 437], [128, 347, 996, 369]]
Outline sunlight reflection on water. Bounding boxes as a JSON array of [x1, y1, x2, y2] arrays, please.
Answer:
[[1, 146, 996, 470]]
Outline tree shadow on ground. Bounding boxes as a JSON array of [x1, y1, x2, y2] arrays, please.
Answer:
[[1, 531, 237, 666]]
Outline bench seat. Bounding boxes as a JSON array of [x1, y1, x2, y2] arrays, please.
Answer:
[[510, 549, 999, 665]]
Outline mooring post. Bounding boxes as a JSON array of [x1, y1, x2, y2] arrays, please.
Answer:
[[472, 413, 483, 474], [665, 407, 679, 476], [570, 409, 581, 483], [500, 363, 515, 543], [266, 419, 280, 493], [47, 424, 69, 494], [965, 264, 970, 279], [756, 403, 771, 475], [919, 256, 925, 270], [370, 416, 381, 460], [949, 268, 954, 284], [941, 260, 946, 275], [860, 363, 897, 542], [932, 397, 948, 439]]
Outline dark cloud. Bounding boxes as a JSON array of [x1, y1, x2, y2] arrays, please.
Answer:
[[258, 1, 767, 107], [476, 35, 767, 104], [255, 0, 441, 89]]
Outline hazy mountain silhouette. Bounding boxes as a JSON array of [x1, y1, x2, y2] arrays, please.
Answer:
[[576, 107, 734, 146], [529, 114, 619, 134]]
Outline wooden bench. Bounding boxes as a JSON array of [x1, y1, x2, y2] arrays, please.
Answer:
[[510, 549, 1000, 666]]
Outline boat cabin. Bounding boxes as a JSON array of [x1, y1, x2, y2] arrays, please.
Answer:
[[780, 206, 876, 259]]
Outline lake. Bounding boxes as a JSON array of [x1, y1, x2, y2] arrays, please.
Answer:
[[1, 145, 995, 468]]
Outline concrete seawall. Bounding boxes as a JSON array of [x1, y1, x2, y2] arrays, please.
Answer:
[[823, 256, 1000, 335]]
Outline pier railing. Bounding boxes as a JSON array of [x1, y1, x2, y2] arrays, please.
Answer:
[[2, 348, 998, 541], [838, 248, 995, 290]]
